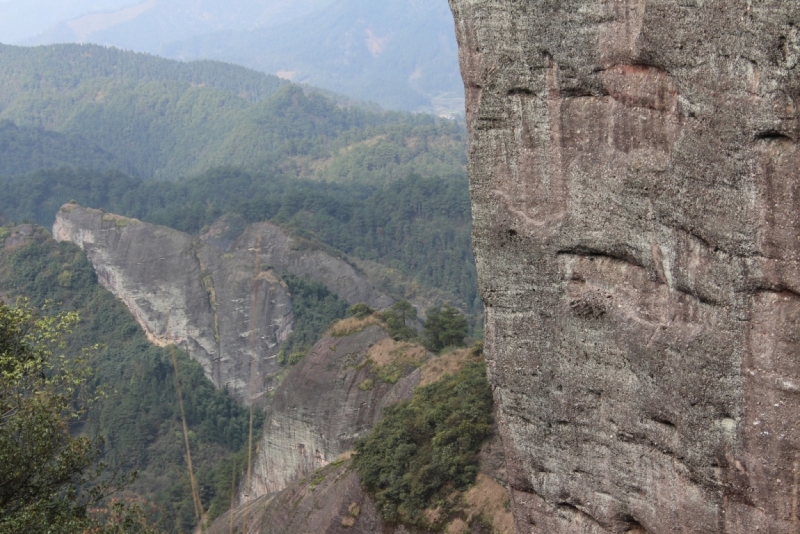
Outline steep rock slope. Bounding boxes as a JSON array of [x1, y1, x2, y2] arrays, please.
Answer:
[[211, 342, 513, 534], [244, 325, 423, 498], [53, 204, 390, 404], [449, 1, 800, 532]]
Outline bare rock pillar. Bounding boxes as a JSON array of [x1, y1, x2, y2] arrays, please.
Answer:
[[448, 0, 800, 532]]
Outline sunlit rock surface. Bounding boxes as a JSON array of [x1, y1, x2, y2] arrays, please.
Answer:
[[449, 0, 800, 532], [53, 204, 390, 404]]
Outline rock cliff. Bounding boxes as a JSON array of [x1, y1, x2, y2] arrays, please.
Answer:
[[243, 324, 424, 499], [449, 1, 800, 532], [53, 204, 391, 404], [210, 331, 512, 534]]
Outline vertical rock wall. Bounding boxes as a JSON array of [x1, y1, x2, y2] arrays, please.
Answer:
[[448, 1, 800, 532]]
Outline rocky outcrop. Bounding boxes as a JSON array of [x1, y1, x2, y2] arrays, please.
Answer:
[[449, 1, 800, 532], [231, 223, 392, 311], [211, 340, 512, 534], [210, 463, 394, 534], [53, 204, 391, 404], [243, 325, 424, 499]]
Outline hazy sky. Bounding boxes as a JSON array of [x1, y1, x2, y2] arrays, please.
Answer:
[[0, 0, 335, 45]]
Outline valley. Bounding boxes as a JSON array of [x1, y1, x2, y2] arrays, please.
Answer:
[[0, 41, 495, 534]]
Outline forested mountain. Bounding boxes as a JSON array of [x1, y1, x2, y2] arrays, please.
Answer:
[[0, 38, 482, 534], [0, 43, 284, 104], [0, 120, 122, 176], [0, 169, 479, 316], [4, 0, 461, 113], [0, 44, 466, 180], [0, 44, 474, 313]]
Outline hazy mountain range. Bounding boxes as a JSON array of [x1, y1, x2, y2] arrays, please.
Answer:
[[1, 0, 463, 114]]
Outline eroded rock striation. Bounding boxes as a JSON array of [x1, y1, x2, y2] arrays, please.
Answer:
[[449, 1, 800, 532], [53, 204, 391, 404]]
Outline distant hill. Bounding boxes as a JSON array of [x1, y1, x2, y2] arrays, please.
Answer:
[[2, 0, 335, 45], [0, 0, 135, 44], [0, 43, 466, 180], [10, 0, 463, 113], [0, 42, 285, 105], [161, 0, 463, 114]]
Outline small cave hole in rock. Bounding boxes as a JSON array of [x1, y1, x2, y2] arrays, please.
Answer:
[[755, 130, 792, 141], [507, 87, 534, 97], [621, 514, 648, 533], [557, 502, 580, 513], [653, 417, 676, 430]]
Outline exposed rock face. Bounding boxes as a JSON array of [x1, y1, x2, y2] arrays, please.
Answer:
[[449, 1, 800, 532], [232, 223, 392, 311], [53, 204, 391, 404], [244, 325, 422, 498], [211, 341, 512, 534], [210, 464, 395, 534]]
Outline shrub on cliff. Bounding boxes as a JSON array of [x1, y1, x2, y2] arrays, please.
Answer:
[[422, 304, 469, 352], [353, 362, 493, 529], [380, 299, 418, 341]]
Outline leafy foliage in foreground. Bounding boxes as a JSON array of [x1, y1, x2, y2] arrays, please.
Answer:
[[0, 300, 161, 533], [353, 362, 493, 529], [0, 302, 98, 533], [0, 227, 256, 533]]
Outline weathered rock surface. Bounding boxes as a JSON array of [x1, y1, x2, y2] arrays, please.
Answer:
[[209, 463, 396, 534], [243, 325, 423, 499], [449, 1, 800, 532], [211, 341, 513, 534], [53, 204, 391, 404]]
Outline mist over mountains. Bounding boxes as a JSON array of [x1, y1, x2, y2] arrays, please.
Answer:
[[2, 0, 463, 114]]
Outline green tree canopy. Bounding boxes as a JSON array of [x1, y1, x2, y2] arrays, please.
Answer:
[[0, 301, 98, 533], [353, 362, 493, 529], [422, 304, 468, 353], [0, 300, 159, 534], [380, 299, 418, 341]]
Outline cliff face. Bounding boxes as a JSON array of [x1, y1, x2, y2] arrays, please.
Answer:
[[211, 337, 512, 534], [244, 325, 423, 498], [53, 204, 390, 404], [448, 1, 800, 532]]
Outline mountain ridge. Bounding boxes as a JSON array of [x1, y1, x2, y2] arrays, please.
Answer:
[[7, 0, 463, 113]]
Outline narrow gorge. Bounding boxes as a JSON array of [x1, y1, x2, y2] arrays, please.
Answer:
[[449, 0, 800, 532]]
